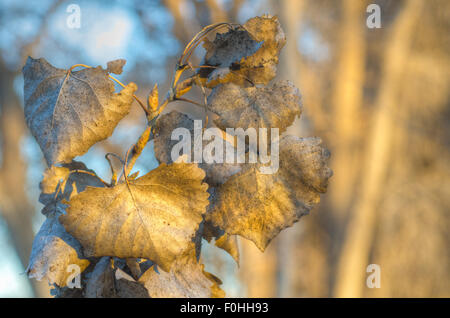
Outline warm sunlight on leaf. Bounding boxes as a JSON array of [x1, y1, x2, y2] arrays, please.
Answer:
[[207, 80, 301, 134], [206, 136, 332, 251], [27, 207, 90, 287], [139, 253, 224, 298], [23, 57, 137, 165], [60, 162, 209, 272]]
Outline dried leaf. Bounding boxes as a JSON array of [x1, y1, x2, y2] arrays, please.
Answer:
[[147, 83, 159, 112], [207, 80, 301, 134], [114, 268, 149, 298], [85, 257, 115, 298], [199, 28, 262, 87], [153, 111, 241, 186], [139, 255, 224, 298], [50, 285, 84, 298], [199, 15, 285, 87], [27, 204, 90, 287], [240, 15, 286, 85], [39, 161, 105, 206], [215, 234, 240, 266], [206, 136, 332, 251], [60, 162, 209, 272], [175, 78, 194, 98], [23, 57, 137, 165], [106, 59, 126, 75]]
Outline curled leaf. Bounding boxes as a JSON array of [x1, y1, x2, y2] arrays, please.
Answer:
[[206, 136, 332, 251], [199, 28, 262, 87], [175, 78, 194, 98], [240, 15, 286, 85], [60, 162, 209, 272], [23, 57, 137, 165], [27, 204, 90, 287], [207, 80, 302, 134], [199, 15, 285, 87], [147, 83, 159, 112]]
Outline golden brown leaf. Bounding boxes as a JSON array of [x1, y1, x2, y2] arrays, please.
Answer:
[[199, 15, 285, 87], [147, 83, 159, 112], [60, 162, 209, 271], [153, 111, 241, 186], [206, 136, 332, 251], [207, 80, 302, 134], [139, 253, 224, 298], [39, 161, 105, 207], [23, 57, 137, 165], [27, 206, 90, 287]]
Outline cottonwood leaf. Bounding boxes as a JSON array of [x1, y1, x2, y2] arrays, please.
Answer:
[[206, 136, 332, 251], [215, 234, 239, 266], [199, 15, 285, 87], [199, 28, 262, 87], [85, 257, 115, 298], [207, 80, 301, 134], [153, 111, 241, 186], [23, 57, 137, 165], [50, 285, 84, 298], [39, 161, 105, 207], [85, 258, 149, 298], [114, 268, 149, 298], [27, 204, 90, 287], [60, 162, 209, 272], [139, 254, 224, 298], [106, 59, 126, 75], [241, 15, 286, 84]]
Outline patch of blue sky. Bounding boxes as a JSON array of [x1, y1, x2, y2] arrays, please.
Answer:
[[202, 238, 244, 297], [298, 26, 330, 62], [237, 0, 269, 23], [41, 0, 179, 82]]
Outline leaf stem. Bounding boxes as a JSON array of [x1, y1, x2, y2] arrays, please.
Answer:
[[118, 23, 242, 177], [175, 97, 204, 108]]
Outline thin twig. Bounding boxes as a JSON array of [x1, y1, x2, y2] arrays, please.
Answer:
[[175, 97, 204, 108]]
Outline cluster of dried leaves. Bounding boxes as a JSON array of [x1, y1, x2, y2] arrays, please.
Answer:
[[23, 15, 332, 298]]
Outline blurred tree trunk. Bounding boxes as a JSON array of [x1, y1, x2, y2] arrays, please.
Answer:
[[276, 0, 306, 297], [239, 238, 278, 297], [328, 0, 365, 221], [0, 61, 50, 297], [334, 0, 424, 297], [205, 0, 228, 24], [164, 0, 194, 42]]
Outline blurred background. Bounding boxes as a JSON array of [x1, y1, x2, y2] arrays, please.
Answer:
[[0, 0, 449, 297]]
